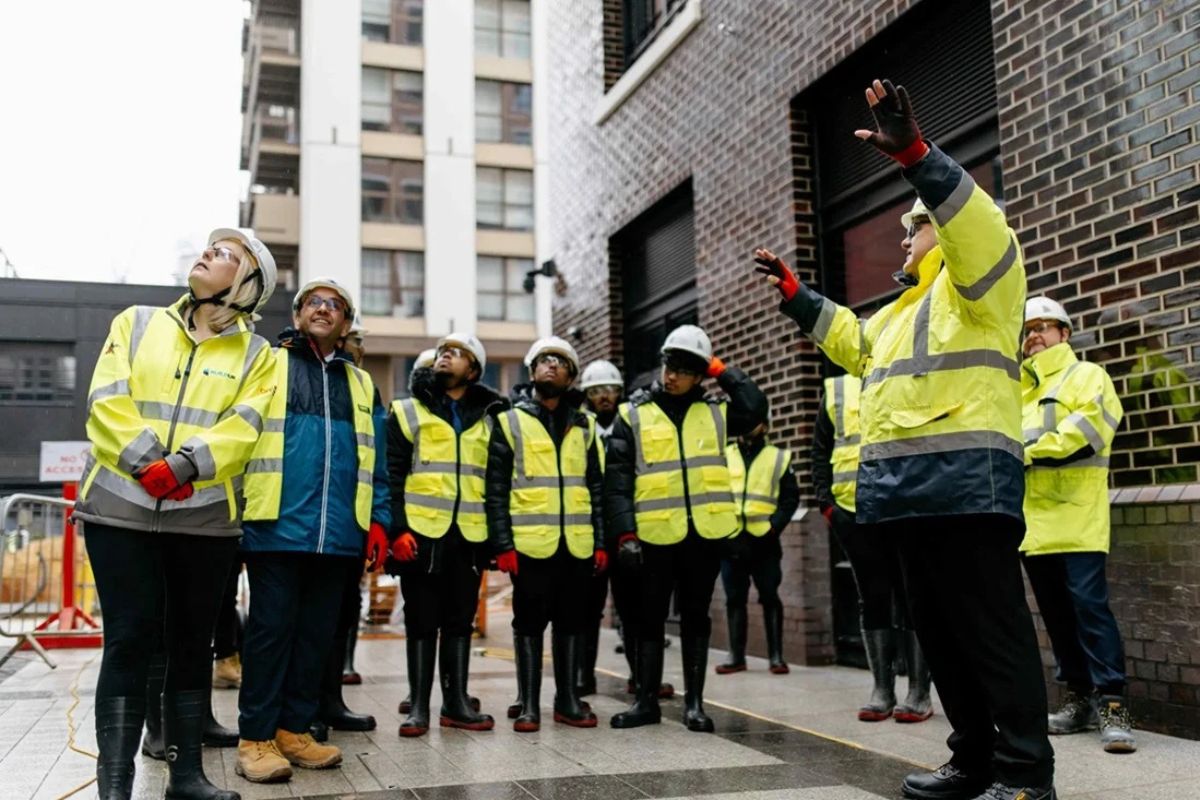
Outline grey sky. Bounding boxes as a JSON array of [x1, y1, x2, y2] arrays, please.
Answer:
[[0, 1, 247, 287]]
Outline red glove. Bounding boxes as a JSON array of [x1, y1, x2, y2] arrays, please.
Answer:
[[496, 549, 519, 575], [853, 78, 929, 168], [135, 460, 184, 499], [390, 532, 418, 562], [163, 482, 194, 502], [821, 505, 835, 524], [594, 549, 608, 575], [366, 523, 389, 571], [753, 249, 800, 301], [706, 356, 726, 379]]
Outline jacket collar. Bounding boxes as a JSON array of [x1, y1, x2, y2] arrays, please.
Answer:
[[276, 326, 353, 365], [167, 294, 250, 340], [510, 383, 587, 421], [1021, 341, 1077, 389], [411, 367, 505, 417]]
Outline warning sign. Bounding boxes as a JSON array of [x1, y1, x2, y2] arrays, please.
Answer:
[[39, 441, 92, 483]]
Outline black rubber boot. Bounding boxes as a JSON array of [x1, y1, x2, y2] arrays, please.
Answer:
[[398, 693, 412, 714], [715, 606, 747, 674], [141, 653, 166, 760], [513, 634, 543, 732], [576, 623, 600, 696], [162, 690, 239, 800], [610, 639, 662, 729], [553, 632, 598, 727], [342, 619, 362, 684], [507, 638, 525, 720], [202, 688, 239, 747], [439, 635, 495, 730], [681, 635, 715, 732], [859, 628, 897, 721], [96, 696, 145, 800], [399, 637, 436, 737], [894, 629, 933, 723], [319, 633, 376, 731], [763, 601, 789, 675]]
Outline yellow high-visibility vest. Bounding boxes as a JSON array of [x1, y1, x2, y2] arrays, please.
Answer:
[[726, 442, 792, 535], [391, 397, 490, 541], [823, 375, 862, 513], [619, 399, 737, 544], [243, 351, 377, 529], [76, 297, 275, 536], [497, 408, 596, 559], [1020, 342, 1123, 555]]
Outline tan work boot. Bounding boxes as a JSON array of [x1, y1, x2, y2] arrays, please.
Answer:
[[213, 654, 242, 689], [274, 728, 342, 769], [235, 738, 293, 783]]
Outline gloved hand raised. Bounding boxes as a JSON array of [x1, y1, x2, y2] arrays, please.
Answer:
[[706, 356, 726, 379], [753, 248, 800, 301], [496, 549, 519, 575], [366, 523, 389, 572], [390, 532, 418, 562], [853, 78, 929, 168], [617, 533, 642, 573]]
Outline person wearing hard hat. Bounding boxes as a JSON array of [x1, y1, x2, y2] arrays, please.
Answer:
[[606, 324, 767, 733], [487, 336, 606, 732], [754, 78, 1054, 799], [385, 332, 506, 737], [235, 277, 392, 784], [77, 229, 278, 800], [715, 412, 800, 677], [1020, 297, 1132, 754], [811, 374, 932, 724]]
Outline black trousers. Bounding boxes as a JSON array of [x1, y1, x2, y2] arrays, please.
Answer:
[[85, 522, 238, 699], [399, 530, 483, 639], [511, 539, 593, 636], [238, 552, 354, 740], [831, 506, 910, 629], [720, 532, 783, 610], [1022, 551, 1126, 695], [212, 558, 243, 660], [888, 514, 1054, 787], [631, 529, 723, 643], [333, 557, 364, 644]]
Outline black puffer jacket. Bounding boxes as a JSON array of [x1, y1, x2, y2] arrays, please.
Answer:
[[484, 384, 605, 557], [384, 368, 507, 575], [604, 366, 768, 542]]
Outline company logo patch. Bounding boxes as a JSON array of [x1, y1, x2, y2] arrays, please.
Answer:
[[201, 367, 238, 380]]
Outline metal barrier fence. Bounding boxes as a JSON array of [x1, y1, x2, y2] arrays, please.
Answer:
[[0, 491, 101, 669]]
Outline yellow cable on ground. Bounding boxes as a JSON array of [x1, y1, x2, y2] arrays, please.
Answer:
[[53, 652, 100, 800]]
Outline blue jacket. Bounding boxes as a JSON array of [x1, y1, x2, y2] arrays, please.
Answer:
[[242, 329, 390, 556]]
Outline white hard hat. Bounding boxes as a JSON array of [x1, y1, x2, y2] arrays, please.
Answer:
[[293, 276, 357, 319], [900, 198, 930, 230], [525, 336, 580, 376], [207, 228, 277, 314], [413, 349, 437, 371], [437, 331, 487, 371], [1025, 296, 1072, 330], [580, 359, 623, 390], [661, 324, 713, 363]]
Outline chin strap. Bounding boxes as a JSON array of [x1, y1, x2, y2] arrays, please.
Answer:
[[186, 269, 264, 330], [892, 269, 919, 288]]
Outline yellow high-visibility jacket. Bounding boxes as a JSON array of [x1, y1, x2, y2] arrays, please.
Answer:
[[76, 297, 275, 536], [781, 143, 1026, 524], [823, 375, 862, 513], [726, 442, 792, 535], [1020, 342, 1123, 555]]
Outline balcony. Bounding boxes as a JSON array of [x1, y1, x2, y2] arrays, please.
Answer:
[[245, 193, 300, 246]]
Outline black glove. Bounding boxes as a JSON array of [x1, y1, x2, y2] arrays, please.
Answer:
[[617, 534, 642, 573], [854, 78, 928, 167]]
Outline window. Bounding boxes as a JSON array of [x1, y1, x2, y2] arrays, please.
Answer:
[[362, 250, 425, 317], [362, 159, 423, 224], [362, 68, 423, 135], [0, 344, 75, 404], [363, 0, 423, 45], [475, 80, 532, 145], [481, 361, 525, 393], [477, 256, 535, 322], [476, 167, 533, 230], [475, 0, 531, 59], [622, 0, 685, 67]]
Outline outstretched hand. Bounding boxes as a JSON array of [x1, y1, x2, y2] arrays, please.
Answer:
[[853, 78, 928, 167], [753, 248, 799, 301]]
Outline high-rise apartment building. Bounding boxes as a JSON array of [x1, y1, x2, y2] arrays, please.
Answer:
[[239, 0, 552, 398]]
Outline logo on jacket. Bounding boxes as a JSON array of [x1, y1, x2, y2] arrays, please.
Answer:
[[201, 367, 238, 380]]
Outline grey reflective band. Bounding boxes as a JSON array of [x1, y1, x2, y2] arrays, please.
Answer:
[[129, 306, 155, 365], [506, 410, 526, 478], [628, 404, 650, 474], [832, 470, 858, 484], [954, 237, 1018, 302], [638, 491, 732, 512], [1065, 412, 1106, 452], [348, 365, 367, 394], [812, 297, 837, 343], [136, 401, 220, 429], [744, 493, 777, 504], [400, 399, 421, 463], [1028, 454, 1110, 470], [117, 428, 163, 475], [511, 513, 592, 527], [356, 432, 375, 448], [770, 447, 787, 488], [236, 337, 270, 394], [931, 169, 977, 226], [357, 469, 372, 485], [708, 403, 727, 452], [515, 475, 564, 489], [642, 459, 683, 475], [1042, 401, 1057, 438], [869, 349, 1020, 384], [834, 434, 861, 447], [246, 457, 283, 474], [88, 379, 129, 411], [1023, 428, 1043, 441], [745, 514, 772, 524], [833, 376, 845, 439], [263, 418, 286, 433], [165, 482, 229, 510], [222, 403, 264, 434], [1098, 395, 1120, 432], [411, 496, 486, 515], [913, 293, 932, 360], [91, 466, 159, 509], [861, 430, 1024, 462], [412, 460, 486, 480], [180, 437, 217, 481], [684, 454, 727, 470]]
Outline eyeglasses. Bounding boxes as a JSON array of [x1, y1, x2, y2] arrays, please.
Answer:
[[534, 353, 570, 369], [203, 246, 238, 263], [905, 219, 930, 239], [305, 295, 346, 314], [1023, 321, 1059, 338], [437, 346, 470, 361]]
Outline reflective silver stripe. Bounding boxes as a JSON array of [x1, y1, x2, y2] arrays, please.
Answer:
[[834, 434, 861, 447], [222, 403, 264, 434], [129, 306, 156, 365], [642, 459, 683, 475], [931, 169, 976, 225], [1065, 412, 1105, 452], [515, 475, 587, 489], [639, 491, 732, 512], [263, 418, 285, 433], [627, 404, 648, 474], [870, 350, 1020, 383], [236, 336, 270, 394], [833, 376, 845, 438], [413, 460, 486, 480], [88, 379, 129, 411], [913, 293, 932, 359], [744, 493, 777, 504], [400, 398, 421, 462], [708, 403, 727, 451], [832, 471, 858, 484], [770, 447, 787, 488], [1098, 395, 1120, 432], [511, 513, 592, 527], [954, 237, 1018, 302], [356, 432, 375, 448], [357, 469, 372, 485], [179, 436, 216, 482], [409, 496, 486, 515], [1042, 401, 1057, 436], [1029, 454, 1110, 470], [861, 430, 1024, 462], [246, 457, 283, 474], [91, 465, 159, 509], [117, 427, 164, 474], [684, 454, 726, 470], [1023, 428, 1043, 442], [164, 482, 229, 510], [812, 297, 837, 343], [347, 365, 367, 394], [506, 410, 526, 477], [136, 401, 220, 428], [745, 514, 772, 524]]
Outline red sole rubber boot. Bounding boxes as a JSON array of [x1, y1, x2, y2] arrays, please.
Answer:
[[715, 663, 747, 675], [857, 708, 894, 722], [513, 720, 540, 733], [554, 711, 598, 728], [769, 664, 790, 675], [657, 683, 675, 699], [894, 709, 933, 723], [398, 724, 428, 737], [439, 716, 495, 731], [341, 672, 363, 685]]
